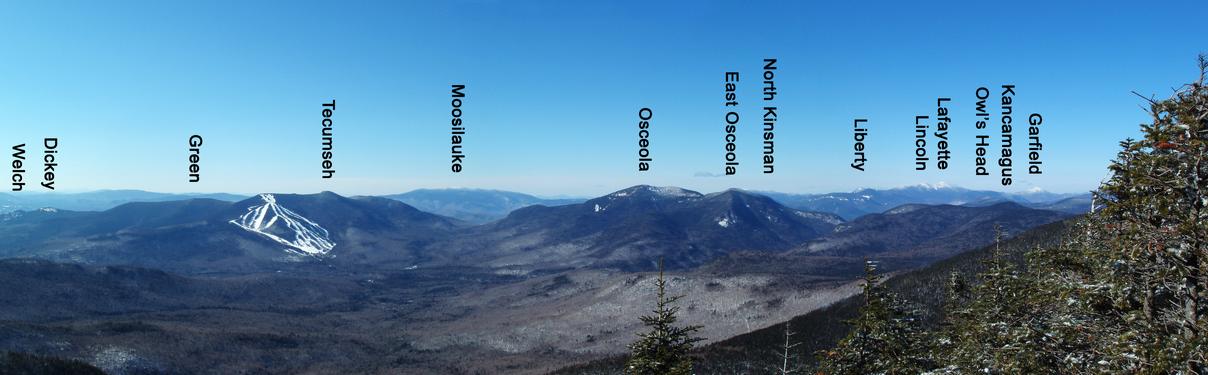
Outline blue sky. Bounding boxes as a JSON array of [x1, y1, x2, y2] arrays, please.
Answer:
[[1, 1, 1203, 197]]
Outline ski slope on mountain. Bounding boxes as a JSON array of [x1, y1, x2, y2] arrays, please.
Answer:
[[229, 194, 336, 256]]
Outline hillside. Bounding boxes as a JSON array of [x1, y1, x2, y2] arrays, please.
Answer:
[[552, 220, 1073, 374]]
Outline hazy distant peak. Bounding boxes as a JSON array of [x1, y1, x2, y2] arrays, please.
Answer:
[[1019, 186, 1048, 194], [408, 187, 510, 194], [892, 182, 962, 191], [385, 188, 584, 224]]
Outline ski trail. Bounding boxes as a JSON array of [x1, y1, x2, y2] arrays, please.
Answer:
[[229, 194, 336, 256]]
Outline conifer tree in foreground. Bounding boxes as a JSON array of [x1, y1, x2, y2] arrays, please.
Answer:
[[933, 56, 1208, 373], [816, 260, 929, 375], [801, 56, 1206, 375], [1080, 54, 1208, 373], [938, 227, 1070, 373], [625, 259, 703, 375]]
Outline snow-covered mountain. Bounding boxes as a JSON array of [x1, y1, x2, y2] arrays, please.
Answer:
[[230, 194, 336, 256]]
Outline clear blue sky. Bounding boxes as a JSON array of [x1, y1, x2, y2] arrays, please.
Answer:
[[1, 1, 1203, 197]]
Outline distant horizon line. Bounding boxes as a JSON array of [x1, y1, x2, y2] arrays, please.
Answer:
[[1, 182, 1095, 200]]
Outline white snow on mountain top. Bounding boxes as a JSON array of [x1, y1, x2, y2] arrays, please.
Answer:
[[901, 182, 952, 190], [230, 194, 335, 256], [650, 186, 698, 198], [607, 185, 702, 199]]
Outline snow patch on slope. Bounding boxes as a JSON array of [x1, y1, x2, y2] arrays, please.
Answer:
[[794, 210, 844, 225], [230, 194, 336, 256], [716, 213, 738, 228], [885, 204, 927, 215], [650, 186, 697, 198]]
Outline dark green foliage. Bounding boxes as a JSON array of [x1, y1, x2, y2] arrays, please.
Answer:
[[1005, 55, 1208, 374], [624, 261, 704, 375], [1086, 56, 1208, 373], [929, 55, 1208, 374], [936, 227, 1076, 373], [816, 261, 929, 374], [887, 55, 1208, 374], [0, 351, 106, 375]]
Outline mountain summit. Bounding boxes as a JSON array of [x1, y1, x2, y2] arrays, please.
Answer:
[[440, 185, 844, 271]]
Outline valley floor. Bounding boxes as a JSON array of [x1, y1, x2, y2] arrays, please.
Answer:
[[0, 260, 867, 374]]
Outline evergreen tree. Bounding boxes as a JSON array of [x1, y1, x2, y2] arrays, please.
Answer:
[[1083, 54, 1208, 373], [938, 227, 1071, 373], [625, 259, 703, 375], [808, 56, 1207, 375], [816, 260, 929, 375], [938, 56, 1208, 374]]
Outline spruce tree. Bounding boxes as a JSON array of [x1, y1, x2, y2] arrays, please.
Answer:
[[1017, 219, 1118, 373], [942, 55, 1208, 373], [1086, 54, 1208, 373], [625, 259, 703, 375], [816, 260, 928, 375], [939, 227, 1067, 373]]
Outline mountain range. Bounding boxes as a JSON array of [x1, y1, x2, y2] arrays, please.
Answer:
[[0, 192, 459, 273], [0, 190, 245, 213], [0, 185, 1087, 224], [0, 184, 1080, 374], [793, 202, 1068, 260], [760, 183, 1087, 219], [437, 185, 844, 271], [0, 185, 1074, 275]]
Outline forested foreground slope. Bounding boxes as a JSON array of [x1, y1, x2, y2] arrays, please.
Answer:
[[552, 221, 1071, 374]]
